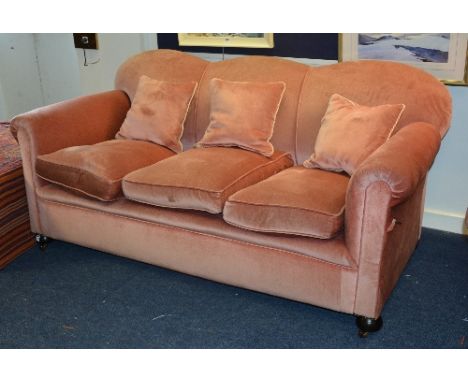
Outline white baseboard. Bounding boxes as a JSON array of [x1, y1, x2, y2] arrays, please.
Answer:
[[422, 208, 466, 234]]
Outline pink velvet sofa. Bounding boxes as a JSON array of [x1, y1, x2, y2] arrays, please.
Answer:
[[12, 49, 451, 336]]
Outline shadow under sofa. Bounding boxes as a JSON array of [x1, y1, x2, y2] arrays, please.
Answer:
[[11, 49, 451, 336]]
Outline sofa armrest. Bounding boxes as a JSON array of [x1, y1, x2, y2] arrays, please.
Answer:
[[10, 90, 130, 234], [345, 122, 441, 318], [347, 122, 441, 208], [11, 90, 130, 157]]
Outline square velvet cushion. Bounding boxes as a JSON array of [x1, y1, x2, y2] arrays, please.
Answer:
[[116, 75, 198, 153], [196, 78, 286, 157], [223, 167, 350, 239], [36, 140, 175, 201], [123, 147, 293, 214], [303, 93, 405, 175]]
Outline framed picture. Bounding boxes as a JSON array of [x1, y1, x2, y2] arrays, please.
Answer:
[[178, 33, 274, 49], [340, 33, 468, 85]]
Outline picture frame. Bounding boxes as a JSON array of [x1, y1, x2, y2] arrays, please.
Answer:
[[178, 33, 274, 49], [339, 33, 468, 85]]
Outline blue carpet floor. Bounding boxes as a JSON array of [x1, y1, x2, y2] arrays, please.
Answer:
[[0, 227, 467, 348]]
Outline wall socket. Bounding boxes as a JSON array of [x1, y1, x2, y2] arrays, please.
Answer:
[[73, 33, 98, 50]]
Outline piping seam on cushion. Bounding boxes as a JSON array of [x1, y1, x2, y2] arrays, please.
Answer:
[[39, 196, 356, 270]]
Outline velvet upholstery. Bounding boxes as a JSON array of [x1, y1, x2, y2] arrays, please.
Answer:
[[296, 60, 451, 164], [193, 56, 309, 161], [36, 140, 175, 201], [116, 76, 197, 153], [123, 147, 293, 214], [196, 78, 286, 157], [36, 187, 358, 313], [345, 122, 441, 317], [12, 90, 130, 232], [115, 50, 209, 151], [13, 50, 452, 322], [38, 183, 353, 267], [303, 94, 405, 175], [367, 181, 426, 317], [347, 122, 440, 210], [224, 167, 349, 239]]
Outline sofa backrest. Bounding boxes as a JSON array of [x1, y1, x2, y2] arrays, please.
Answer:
[[192, 55, 309, 159], [115, 49, 452, 164]]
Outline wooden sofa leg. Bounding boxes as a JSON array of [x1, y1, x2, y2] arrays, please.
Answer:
[[35, 234, 51, 251], [356, 316, 383, 337]]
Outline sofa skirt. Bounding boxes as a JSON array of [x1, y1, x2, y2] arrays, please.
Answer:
[[36, 194, 359, 314]]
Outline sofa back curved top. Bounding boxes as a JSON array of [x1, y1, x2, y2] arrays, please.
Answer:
[[296, 60, 452, 163], [193, 55, 309, 159], [115, 49, 452, 164]]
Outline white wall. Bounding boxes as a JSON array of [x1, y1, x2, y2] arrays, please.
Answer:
[[33, 34, 81, 105], [76, 33, 155, 95], [423, 86, 468, 233], [0, 81, 7, 119], [0, 34, 44, 119], [0, 33, 156, 117]]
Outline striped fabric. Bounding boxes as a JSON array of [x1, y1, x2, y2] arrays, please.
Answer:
[[0, 123, 34, 268]]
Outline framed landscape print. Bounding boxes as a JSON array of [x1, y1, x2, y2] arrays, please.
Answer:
[[340, 33, 468, 85], [178, 33, 274, 49]]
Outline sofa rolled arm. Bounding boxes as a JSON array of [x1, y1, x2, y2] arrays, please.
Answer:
[[11, 90, 130, 158], [345, 122, 441, 318], [10, 90, 130, 234], [349, 122, 441, 207]]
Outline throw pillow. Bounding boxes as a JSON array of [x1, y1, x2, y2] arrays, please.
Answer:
[[303, 94, 405, 175], [196, 78, 286, 157], [116, 75, 198, 153]]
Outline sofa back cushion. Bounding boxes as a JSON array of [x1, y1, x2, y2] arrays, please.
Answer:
[[296, 60, 451, 164], [196, 78, 286, 157], [303, 94, 406, 175], [116, 76, 198, 153], [115, 50, 209, 151], [194, 56, 309, 162]]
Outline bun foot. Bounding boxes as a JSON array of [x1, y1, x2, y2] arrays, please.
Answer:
[[356, 315, 383, 337]]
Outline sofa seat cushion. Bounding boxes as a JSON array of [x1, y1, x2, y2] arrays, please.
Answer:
[[223, 167, 350, 239], [123, 147, 293, 214], [36, 140, 175, 201], [38, 183, 354, 267]]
